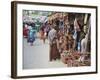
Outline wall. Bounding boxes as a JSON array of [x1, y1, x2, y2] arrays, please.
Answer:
[[0, 0, 99, 80]]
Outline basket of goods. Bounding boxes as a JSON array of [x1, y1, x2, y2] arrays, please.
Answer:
[[63, 50, 70, 55], [61, 50, 71, 64], [71, 60, 80, 67], [72, 51, 81, 60]]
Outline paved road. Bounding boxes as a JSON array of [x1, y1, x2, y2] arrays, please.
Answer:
[[23, 38, 66, 69]]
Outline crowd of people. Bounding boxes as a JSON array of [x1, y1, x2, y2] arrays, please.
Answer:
[[23, 22, 36, 46], [23, 12, 91, 62], [46, 13, 90, 61]]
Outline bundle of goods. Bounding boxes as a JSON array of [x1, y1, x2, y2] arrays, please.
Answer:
[[61, 50, 75, 64], [60, 50, 91, 67], [71, 51, 81, 59]]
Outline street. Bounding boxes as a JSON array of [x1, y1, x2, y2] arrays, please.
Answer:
[[23, 38, 66, 69]]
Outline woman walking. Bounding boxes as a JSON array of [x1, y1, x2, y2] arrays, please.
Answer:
[[27, 26, 36, 46]]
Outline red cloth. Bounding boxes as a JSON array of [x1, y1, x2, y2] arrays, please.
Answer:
[[23, 27, 28, 38]]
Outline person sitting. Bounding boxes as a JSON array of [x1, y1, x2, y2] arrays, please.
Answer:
[[81, 34, 88, 53]]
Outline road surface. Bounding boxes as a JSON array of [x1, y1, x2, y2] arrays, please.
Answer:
[[23, 38, 66, 69]]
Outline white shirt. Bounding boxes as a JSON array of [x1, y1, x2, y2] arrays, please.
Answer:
[[48, 28, 57, 44]]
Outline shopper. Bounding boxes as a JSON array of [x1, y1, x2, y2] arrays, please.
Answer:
[[27, 25, 36, 46], [39, 24, 46, 43], [23, 23, 29, 38], [48, 25, 60, 61]]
